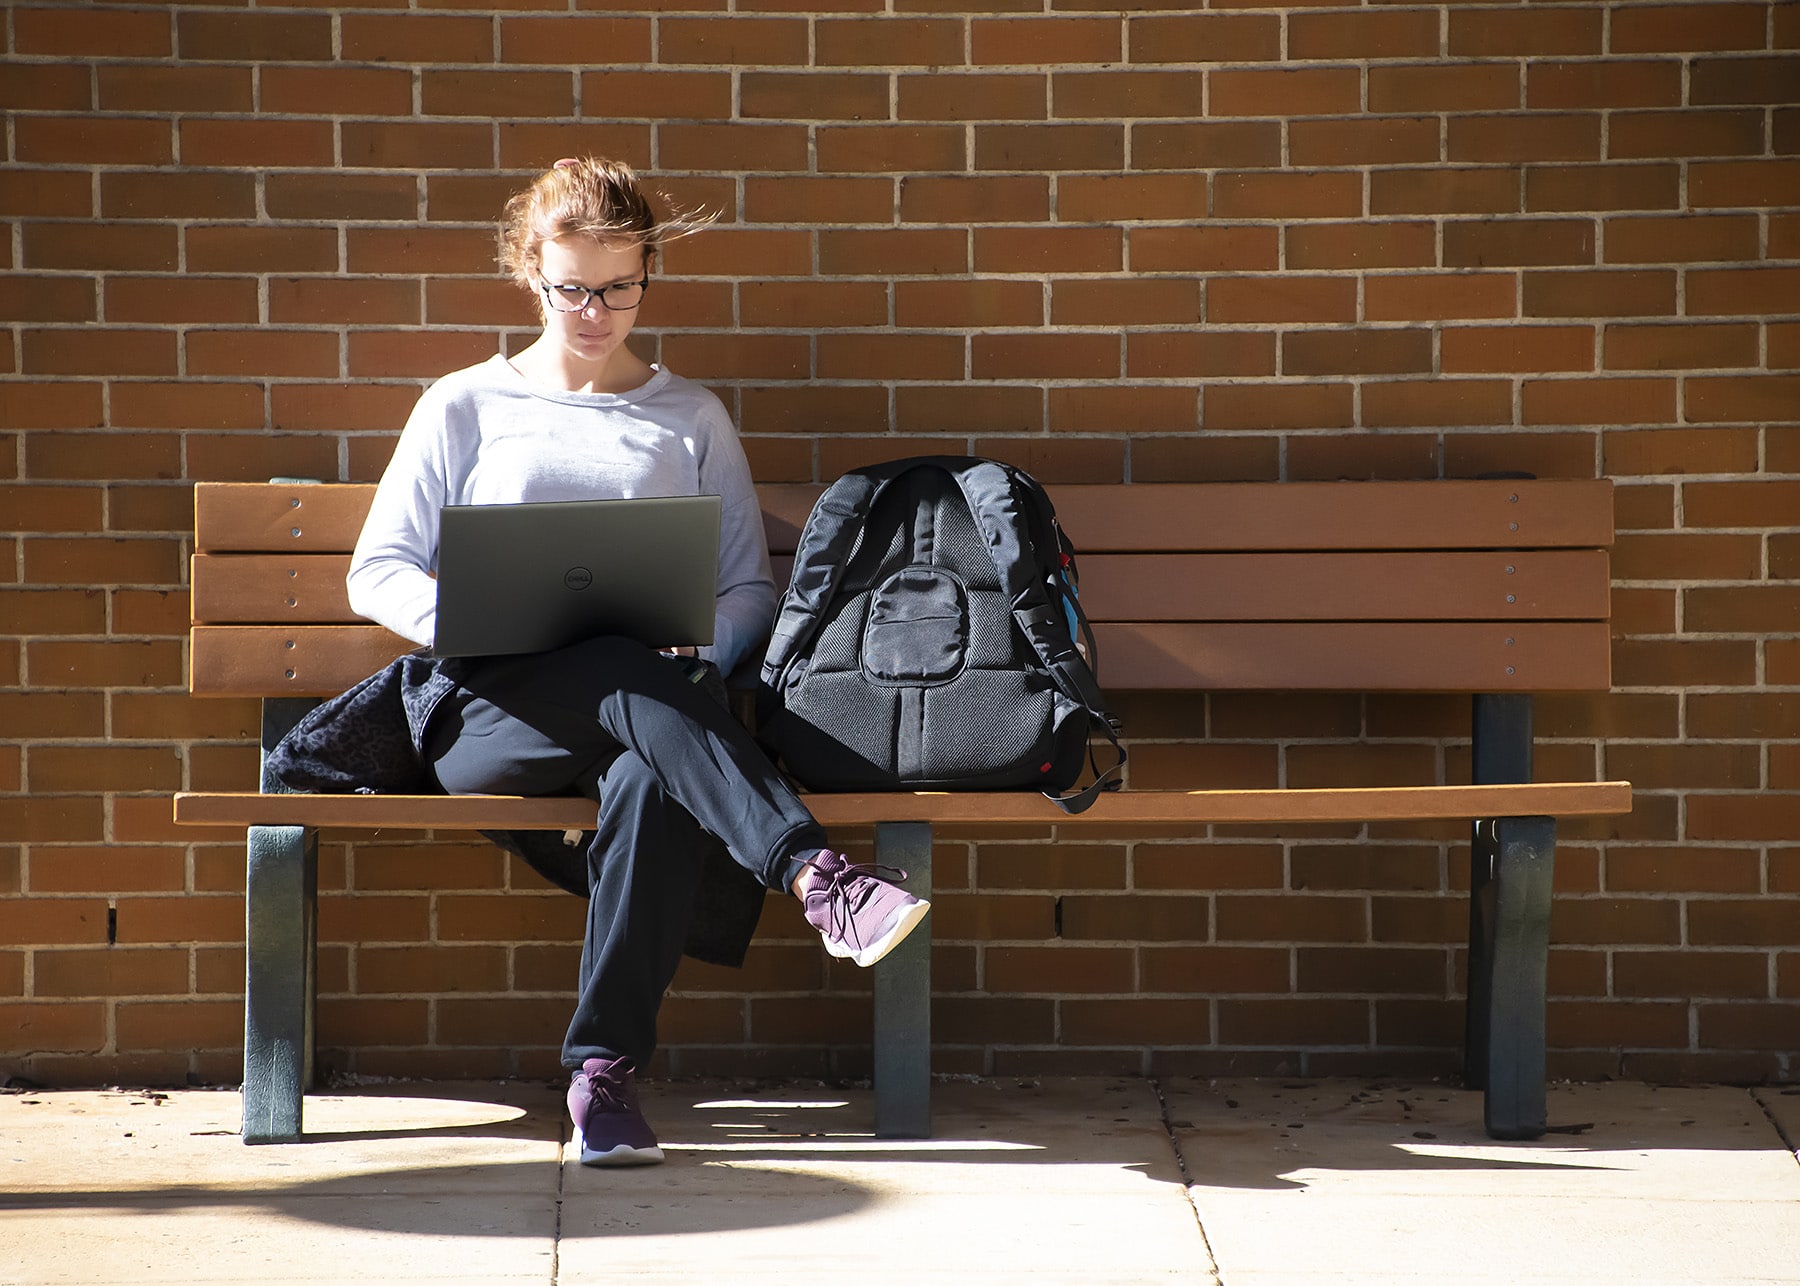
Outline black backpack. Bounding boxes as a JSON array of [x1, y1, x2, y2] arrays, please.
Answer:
[[756, 456, 1125, 814]]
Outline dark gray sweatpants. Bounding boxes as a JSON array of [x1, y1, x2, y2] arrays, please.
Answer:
[[420, 635, 825, 1069]]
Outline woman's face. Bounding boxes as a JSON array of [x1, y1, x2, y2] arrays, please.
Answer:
[[533, 236, 651, 373]]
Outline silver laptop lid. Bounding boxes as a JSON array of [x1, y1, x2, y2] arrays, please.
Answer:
[[432, 494, 721, 658]]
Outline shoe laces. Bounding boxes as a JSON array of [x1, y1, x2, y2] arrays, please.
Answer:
[[583, 1062, 634, 1114], [804, 857, 909, 948]]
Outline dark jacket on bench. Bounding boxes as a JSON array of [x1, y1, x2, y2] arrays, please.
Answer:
[[264, 652, 767, 968]]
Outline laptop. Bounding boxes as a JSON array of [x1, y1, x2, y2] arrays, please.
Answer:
[[432, 494, 721, 658]]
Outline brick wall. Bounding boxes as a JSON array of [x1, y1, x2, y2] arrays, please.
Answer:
[[2, 0, 1796, 1090]]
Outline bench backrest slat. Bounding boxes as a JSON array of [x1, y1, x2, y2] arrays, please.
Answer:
[[189, 479, 1615, 699]]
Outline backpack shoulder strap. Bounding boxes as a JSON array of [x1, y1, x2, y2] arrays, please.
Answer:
[[948, 461, 1127, 815], [761, 457, 943, 686]]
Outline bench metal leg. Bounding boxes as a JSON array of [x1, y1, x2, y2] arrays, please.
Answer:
[[242, 822, 317, 1144], [872, 821, 932, 1139], [1468, 815, 1556, 1141]]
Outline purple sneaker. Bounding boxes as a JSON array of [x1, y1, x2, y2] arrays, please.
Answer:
[[567, 1056, 663, 1167], [798, 850, 931, 968]]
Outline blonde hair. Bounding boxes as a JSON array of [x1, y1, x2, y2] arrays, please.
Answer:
[[498, 157, 713, 286]]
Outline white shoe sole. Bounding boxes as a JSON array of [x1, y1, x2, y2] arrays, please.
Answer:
[[827, 896, 931, 968], [572, 1124, 664, 1167]]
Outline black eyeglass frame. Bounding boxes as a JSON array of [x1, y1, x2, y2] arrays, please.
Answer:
[[538, 277, 651, 313]]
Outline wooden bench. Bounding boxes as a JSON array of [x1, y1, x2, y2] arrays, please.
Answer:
[[174, 477, 1632, 1145]]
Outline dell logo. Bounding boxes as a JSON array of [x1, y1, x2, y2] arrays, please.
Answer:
[[564, 567, 593, 591]]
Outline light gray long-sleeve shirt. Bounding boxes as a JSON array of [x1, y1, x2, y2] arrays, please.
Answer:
[[347, 354, 777, 676]]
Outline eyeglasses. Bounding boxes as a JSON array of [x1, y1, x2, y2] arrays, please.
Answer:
[[539, 277, 650, 313]]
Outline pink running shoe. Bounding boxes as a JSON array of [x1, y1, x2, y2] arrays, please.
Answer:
[[797, 850, 931, 968]]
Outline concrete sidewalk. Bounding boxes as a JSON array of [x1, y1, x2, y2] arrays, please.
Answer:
[[2, 1077, 1797, 1285]]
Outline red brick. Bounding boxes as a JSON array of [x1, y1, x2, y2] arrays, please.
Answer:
[[343, 122, 496, 171], [1450, 7, 1602, 56], [187, 227, 339, 275], [1611, 110, 1767, 160], [1605, 214, 1761, 265], [340, 13, 496, 64], [1446, 218, 1597, 268], [1364, 379, 1514, 428], [272, 278, 422, 327], [499, 15, 652, 65], [1051, 278, 1198, 326], [1059, 175, 1210, 225], [1612, 4, 1771, 54], [22, 330, 177, 378], [1372, 168, 1521, 216], [1210, 67, 1361, 117], [1528, 60, 1684, 110], [1525, 270, 1675, 319], [15, 116, 171, 166], [347, 228, 498, 277], [582, 71, 733, 123], [901, 175, 1047, 224], [1292, 434, 1436, 483], [1691, 56, 1800, 106], [121, 382, 270, 432], [1291, 117, 1441, 167], [1699, 1004, 1800, 1053], [1131, 226, 1277, 274], [177, 11, 332, 61], [1451, 114, 1601, 163], [659, 333, 809, 381], [1202, 382, 1353, 432], [748, 176, 895, 224], [817, 15, 965, 65], [896, 281, 1041, 328], [1524, 377, 1676, 426], [1687, 375, 1800, 424], [1049, 385, 1198, 434], [1126, 13, 1276, 63], [1365, 273, 1517, 322], [819, 333, 964, 380], [178, 119, 336, 169], [25, 432, 178, 481], [24, 225, 178, 276], [347, 331, 499, 380], [0, 1002, 105, 1054], [261, 66, 413, 118], [1369, 64, 1519, 114], [1056, 70, 1210, 119], [1284, 222, 1431, 271], [900, 73, 1047, 122], [420, 70, 573, 119], [104, 277, 259, 325], [1689, 895, 1800, 944], [743, 281, 890, 329], [1690, 266, 1800, 317], [973, 226, 1118, 274], [976, 124, 1125, 171], [659, 17, 809, 67], [904, 387, 1047, 436], [1690, 160, 1800, 209], [1289, 9, 1438, 60], [1128, 331, 1276, 379], [0, 170, 92, 218], [743, 385, 892, 436], [271, 384, 421, 435], [0, 276, 94, 324], [1604, 323, 1759, 371], [17, 6, 168, 55], [98, 66, 252, 114], [1443, 325, 1594, 374], [1133, 121, 1281, 171], [1283, 329, 1433, 377], [1526, 163, 1680, 213], [1603, 427, 1759, 476], [1207, 275, 1356, 324], [819, 126, 963, 174], [742, 72, 889, 121]]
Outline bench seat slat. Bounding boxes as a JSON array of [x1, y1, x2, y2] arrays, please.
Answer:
[[190, 550, 1610, 626], [196, 480, 1616, 557], [175, 781, 1633, 831], [189, 619, 1612, 697], [191, 553, 356, 623], [1078, 550, 1611, 622]]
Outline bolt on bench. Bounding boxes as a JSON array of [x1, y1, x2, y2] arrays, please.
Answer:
[[174, 477, 1631, 1145]]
